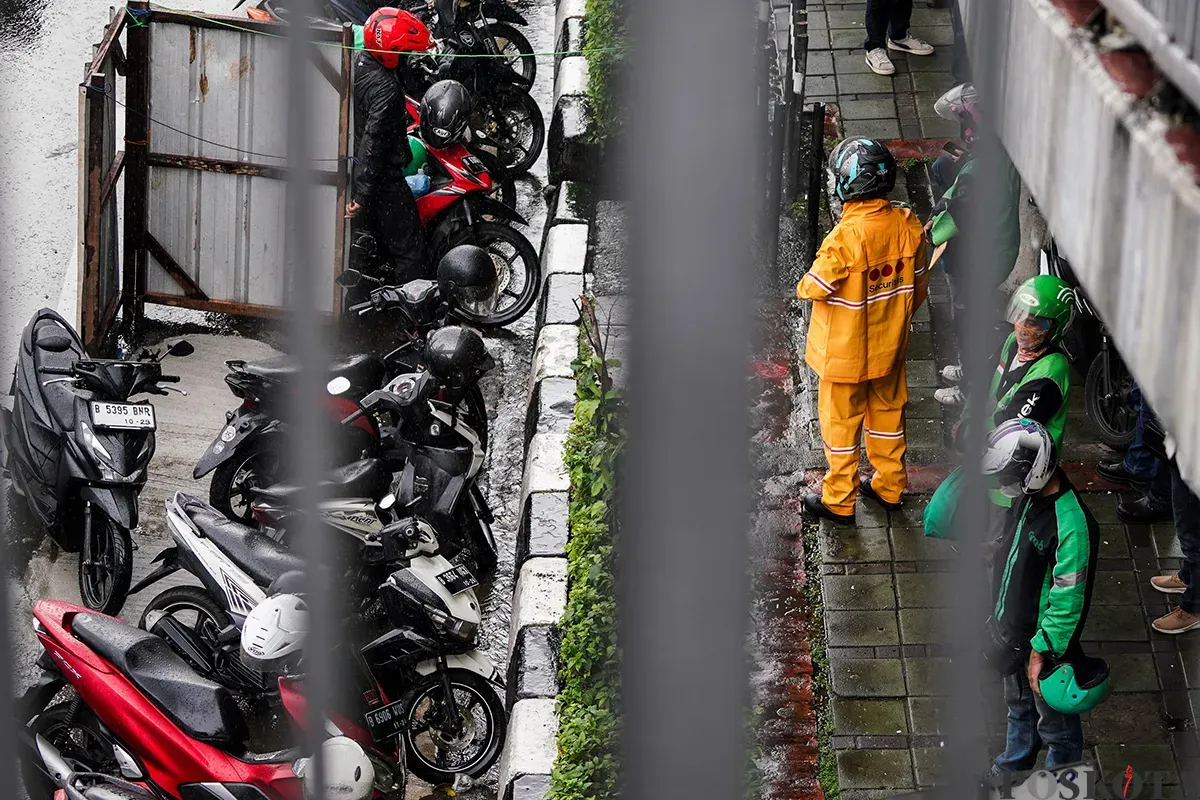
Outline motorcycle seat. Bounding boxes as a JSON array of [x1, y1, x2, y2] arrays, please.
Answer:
[[241, 353, 386, 389], [180, 496, 306, 586], [252, 458, 389, 504], [72, 612, 248, 752]]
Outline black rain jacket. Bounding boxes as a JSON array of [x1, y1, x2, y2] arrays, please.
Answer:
[[352, 51, 416, 206]]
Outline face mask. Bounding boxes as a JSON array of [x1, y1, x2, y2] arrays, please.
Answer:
[[1014, 319, 1049, 358]]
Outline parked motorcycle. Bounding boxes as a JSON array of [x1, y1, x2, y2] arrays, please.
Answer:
[[27, 730, 154, 800], [195, 284, 495, 523], [16, 598, 407, 800], [253, 366, 497, 571], [239, 517, 507, 785], [1040, 236, 1138, 448], [0, 309, 193, 614]]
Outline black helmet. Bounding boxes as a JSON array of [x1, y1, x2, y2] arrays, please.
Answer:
[[423, 325, 495, 388], [437, 245, 497, 307], [419, 80, 472, 149], [828, 137, 897, 202]]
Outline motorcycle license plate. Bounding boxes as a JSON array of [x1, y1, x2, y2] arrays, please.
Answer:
[[363, 699, 406, 742], [437, 564, 479, 595], [91, 401, 156, 430], [462, 155, 487, 175]]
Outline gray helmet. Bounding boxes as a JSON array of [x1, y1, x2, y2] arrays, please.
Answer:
[[828, 137, 897, 202]]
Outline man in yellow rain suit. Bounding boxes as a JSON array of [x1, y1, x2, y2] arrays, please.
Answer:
[[798, 137, 929, 525]]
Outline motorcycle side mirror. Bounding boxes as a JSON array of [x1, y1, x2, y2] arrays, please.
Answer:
[[327, 376, 352, 396], [337, 269, 364, 288], [165, 339, 195, 358]]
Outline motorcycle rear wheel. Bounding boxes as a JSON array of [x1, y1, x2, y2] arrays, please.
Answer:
[[1084, 351, 1138, 450], [399, 668, 506, 784], [446, 221, 541, 328], [22, 699, 118, 800], [78, 513, 133, 616], [210, 445, 282, 524]]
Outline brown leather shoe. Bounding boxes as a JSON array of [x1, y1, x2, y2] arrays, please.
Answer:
[[1151, 573, 1188, 595], [1152, 607, 1200, 635]]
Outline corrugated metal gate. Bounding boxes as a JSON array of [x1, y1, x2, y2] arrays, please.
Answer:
[[79, 1, 352, 351]]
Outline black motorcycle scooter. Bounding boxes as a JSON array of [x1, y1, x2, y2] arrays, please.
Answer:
[[0, 308, 193, 614]]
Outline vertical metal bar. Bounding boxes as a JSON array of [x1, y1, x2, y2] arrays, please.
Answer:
[[766, 104, 787, 267], [332, 23, 353, 321], [82, 73, 107, 351], [284, 0, 335, 790], [806, 103, 824, 265], [948, 0, 1005, 791], [121, 0, 151, 341], [623, 0, 755, 797]]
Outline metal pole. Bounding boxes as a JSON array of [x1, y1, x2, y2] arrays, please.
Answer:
[[806, 102, 824, 265], [947, 0, 1007, 792], [623, 0, 755, 798], [284, 0, 336, 790], [121, 0, 151, 343]]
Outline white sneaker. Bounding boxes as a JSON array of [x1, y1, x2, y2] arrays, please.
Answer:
[[865, 47, 896, 76], [940, 365, 963, 384], [934, 386, 966, 406], [888, 35, 935, 56]]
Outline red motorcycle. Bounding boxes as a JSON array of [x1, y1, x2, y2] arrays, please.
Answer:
[[17, 599, 407, 800], [348, 83, 540, 330]]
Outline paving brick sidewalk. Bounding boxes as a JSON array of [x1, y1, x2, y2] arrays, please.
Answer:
[[787, 5, 1200, 796]]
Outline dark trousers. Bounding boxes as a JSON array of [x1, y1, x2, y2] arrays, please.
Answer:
[[361, 180, 426, 284], [1122, 387, 1172, 506], [864, 0, 914, 51], [1172, 461, 1200, 614]]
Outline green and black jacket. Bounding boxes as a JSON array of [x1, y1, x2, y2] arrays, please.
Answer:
[[986, 333, 1073, 507], [991, 475, 1099, 658]]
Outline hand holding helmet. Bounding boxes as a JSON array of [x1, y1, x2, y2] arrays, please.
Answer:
[[981, 418, 1058, 499]]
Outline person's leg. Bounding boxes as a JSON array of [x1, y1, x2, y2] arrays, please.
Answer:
[[369, 181, 427, 284], [1173, 463, 1200, 615], [930, 155, 963, 199], [991, 670, 1044, 774], [1033, 694, 1084, 770], [886, 0, 914, 42], [818, 377, 868, 515], [950, 0, 972, 84], [864, 0, 891, 51], [1120, 387, 1158, 478], [863, 363, 908, 504]]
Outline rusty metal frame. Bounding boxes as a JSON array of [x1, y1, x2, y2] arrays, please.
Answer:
[[77, 2, 354, 346]]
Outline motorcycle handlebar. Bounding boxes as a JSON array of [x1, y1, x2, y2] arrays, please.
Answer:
[[37, 366, 72, 376], [341, 408, 366, 426], [350, 301, 374, 315], [160, 375, 181, 383]]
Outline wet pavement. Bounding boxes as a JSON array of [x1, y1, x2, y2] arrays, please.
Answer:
[[2, 0, 556, 796], [753, 20, 1200, 793]]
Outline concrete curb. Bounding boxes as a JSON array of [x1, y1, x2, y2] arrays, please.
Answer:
[[498, 17, 602, 783], [548, 0, 600, 184]]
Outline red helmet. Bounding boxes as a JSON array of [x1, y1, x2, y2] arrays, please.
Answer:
[[364, 8, 431, 69]]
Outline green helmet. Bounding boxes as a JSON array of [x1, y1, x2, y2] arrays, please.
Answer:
[[1039, 654, 1112, 714], [1006, 275, 1077, 347], [403, 135, 429, 177]]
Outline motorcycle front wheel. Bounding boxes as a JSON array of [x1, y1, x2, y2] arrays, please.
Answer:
[[399, 668, 507, 784], [475, 89, 545, 176], [78, 512, 133, 615], [446, 221, 541, 328], [488, 22, 536, 84], [1085, 351, 1137, 450]]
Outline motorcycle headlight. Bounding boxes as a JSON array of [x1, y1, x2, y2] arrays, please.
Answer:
[[426, 605, 477, 643], [79, 420, 113, 465]]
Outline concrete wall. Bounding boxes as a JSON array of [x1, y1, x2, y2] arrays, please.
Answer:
[[960, 0, 1200, 486]]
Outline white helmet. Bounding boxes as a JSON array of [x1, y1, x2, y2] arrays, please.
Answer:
[[241, 593, 308, 674], [297, 737, 375, 800], [982, 418, 1058, 498]]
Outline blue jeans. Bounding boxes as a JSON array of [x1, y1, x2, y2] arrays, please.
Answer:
[[1172, 460, 1200, 614], [1121, 387, 1171, 505], [991, 667, 1083, 774]]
